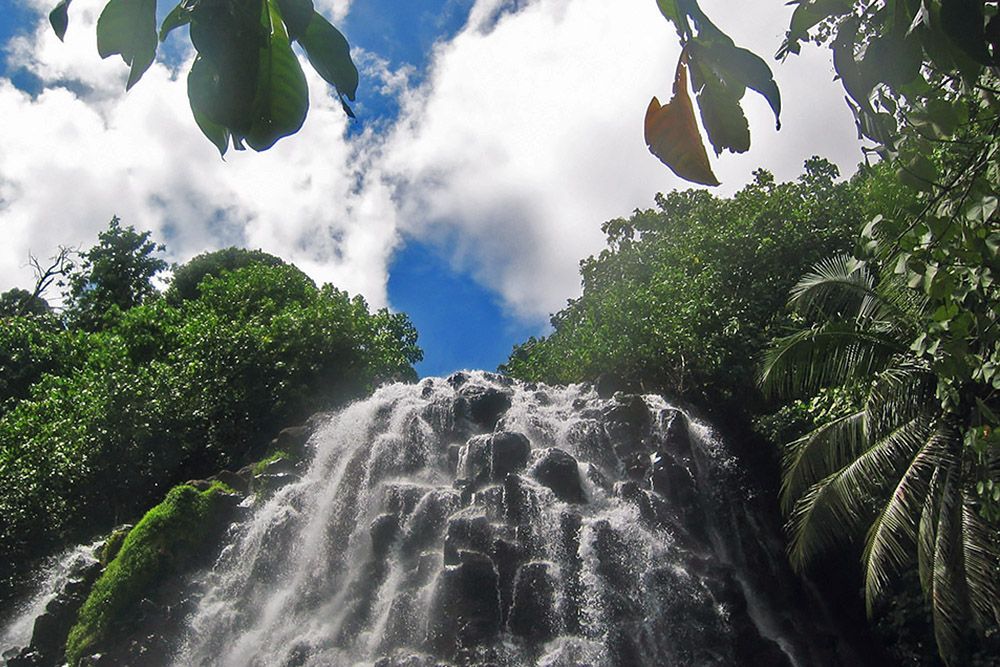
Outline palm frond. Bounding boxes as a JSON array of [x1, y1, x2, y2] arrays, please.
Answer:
[[789, 254, 877, 320], [780, 410, 866, 515], [959, 489, 1000, 632], [786, 416, 930, 571], [918, 467, 941, 596], [931, 463, 969, 666], [862, 420, 942, 615], [760, 322, 907, 399], [864, 361, 935, 441]]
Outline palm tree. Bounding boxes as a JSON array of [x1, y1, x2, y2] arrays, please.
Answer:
[[760, 254, 1000, 665]]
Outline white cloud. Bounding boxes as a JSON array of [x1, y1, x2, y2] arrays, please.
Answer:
[[0, 0, 861, 328], [374, 0, 863, 322], [0, 0, 393, 305]]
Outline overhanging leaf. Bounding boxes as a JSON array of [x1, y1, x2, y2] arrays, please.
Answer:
[[159, 2, 191, 42], [245, 0, 309, 151], [299, 10, 358, 101], [644, 52, 720, 187], [96, 0, 158, 90], [49, 0, 72, 41], [276, 0, 313, 42], [692, 39, 781, 130], [655, 0, 690, 38], [940, 0, 991, 65]]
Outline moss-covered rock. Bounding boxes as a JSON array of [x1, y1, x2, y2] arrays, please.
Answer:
[[64, 482, 237, 666]]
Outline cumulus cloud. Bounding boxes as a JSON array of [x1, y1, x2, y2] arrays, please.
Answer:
[[0, 0, 861, 326], [375, 0, 863, 322], [1, 0, 393, 305]]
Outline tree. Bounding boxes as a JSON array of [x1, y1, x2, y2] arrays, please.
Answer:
[[501, 158, 878, 416], [64, 217, 168, 330], [760, 254, 1000, 665], [49, 0, 358, 155], [0, 288, 50, 317], [165, 246, 287, 304]]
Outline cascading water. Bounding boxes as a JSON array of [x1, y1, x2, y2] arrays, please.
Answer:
[[163, 371, 847, 667], [2, 371, 860, 666]]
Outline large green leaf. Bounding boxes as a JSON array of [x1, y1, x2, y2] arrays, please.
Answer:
[[96, 0, 157, 90], [159, 2, 191, 43], [299, 11, 358, 101], [941, 0, 992, 64], [188, 57, 231, 156], [246, 0, 309, 151], [49, 0, 72, 41], [276, 0, 313, 42]]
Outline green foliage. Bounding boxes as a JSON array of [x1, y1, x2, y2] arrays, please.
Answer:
[[252, 449, 288, 475], [0, 315, 85, 419], [502, 158, 876, 414], [64, 217, 167, 331], [50, 0, 358, 154], [165, 247, 286, 304], [64, 483, 234, 666], [761, 255, 1000, 665], [0, 228, 422, 602], [0, 288, 51, 317]]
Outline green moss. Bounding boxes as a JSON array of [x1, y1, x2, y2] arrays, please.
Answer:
[[252, 449, 288, 476], [97, 526, 130, 567], [65, 482, 234, 666]]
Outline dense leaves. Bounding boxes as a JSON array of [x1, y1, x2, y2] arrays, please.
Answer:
[[51, 0, 358, 154], [0, 226, 421, 603], [502, 158, 876, 414]]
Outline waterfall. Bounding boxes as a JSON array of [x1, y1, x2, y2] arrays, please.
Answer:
[[166, 372, 839, 667]]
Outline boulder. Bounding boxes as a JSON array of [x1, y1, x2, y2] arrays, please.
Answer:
[[508, 562, 557, 641], [531, 448, 586, 504], [459, 385, 512, 431], [489, 432, 531, 481], [426, 551, 502, 657]]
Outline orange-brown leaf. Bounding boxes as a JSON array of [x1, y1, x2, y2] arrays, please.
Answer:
[[644, 53, 720, 187]]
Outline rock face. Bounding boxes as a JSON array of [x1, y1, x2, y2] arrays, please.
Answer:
[[2, 372, 865, 667]]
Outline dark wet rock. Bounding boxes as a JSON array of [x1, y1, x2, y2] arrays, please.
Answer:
[[459, 385, 512, 431], [426, 550, 502, 657], [602, 394, 651, 446], [557, 511, 585, 635], [649, 451, 700, 514], [282, 642, 311, 667], [400, 490, 460, 560], [595, 372, 624, 398], [508, 562, 557, 641], [501, 474, 537, 526], [531, 448, 586, 504], [274, 425, 312, 458], [490, 538, 523, 626], [489, 432, 530, 480], [443, 515, 492, 565], [6, 648, 44, 666], [658, 409, 693, 460], [253, 472, 300, 497], [214, 468, 251, 495], [447, 372, 469, 388], [384, 483, 428, 520], [371, 513, 401, 559], [584, 462, 611, 492]]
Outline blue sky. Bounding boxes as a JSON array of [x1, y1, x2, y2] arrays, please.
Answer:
[[0, 0, 864, 378]]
